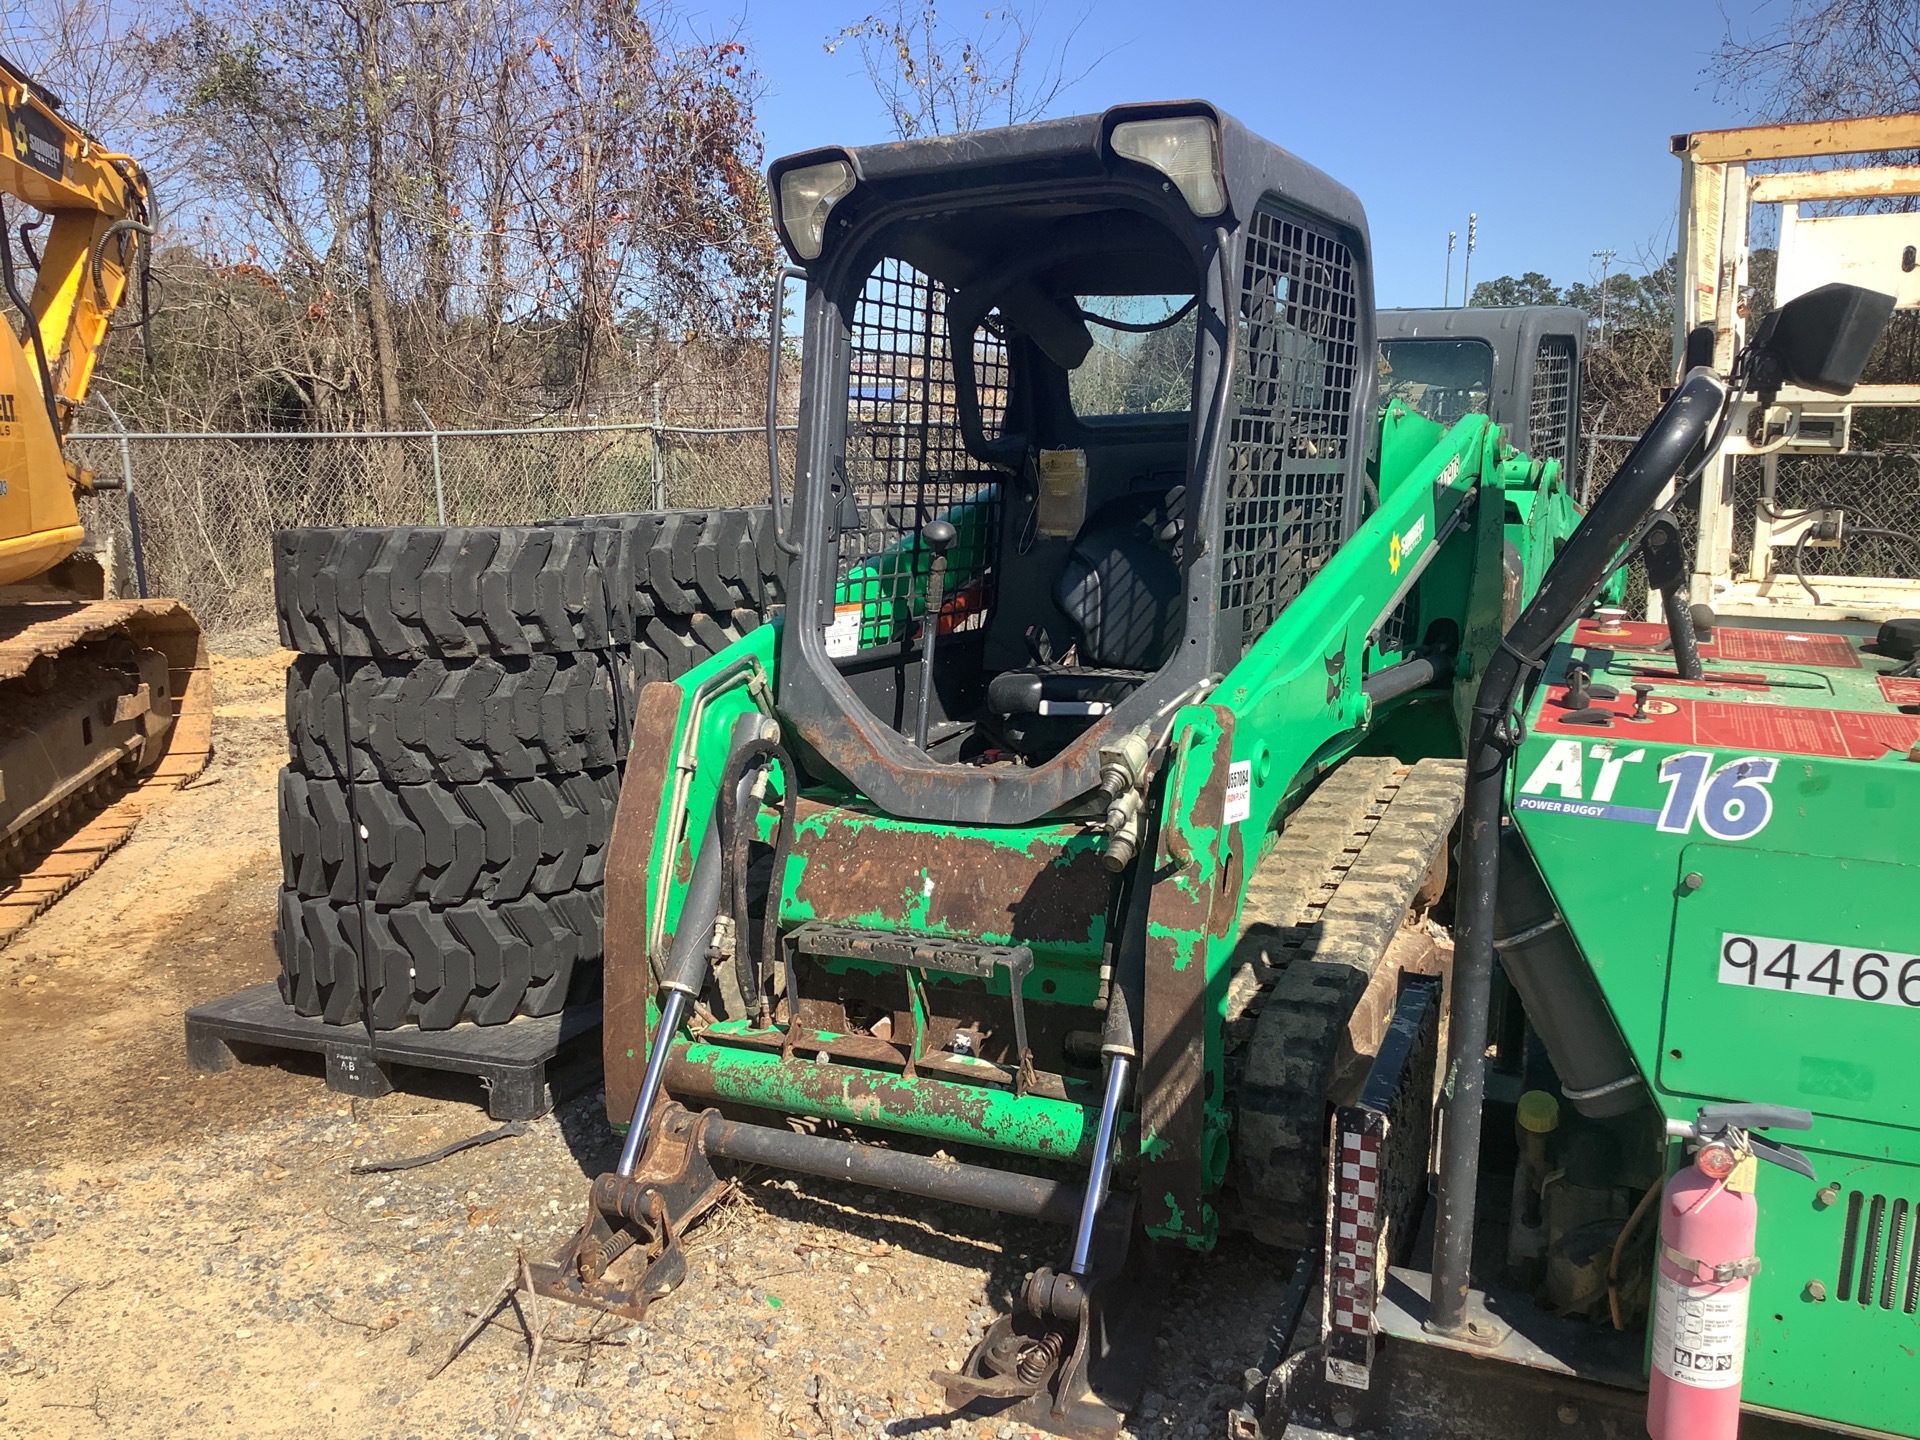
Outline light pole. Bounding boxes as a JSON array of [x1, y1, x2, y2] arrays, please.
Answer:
[[1445, 231, 1457, 306], [1462, 213, 1478, 307], [1591, 248, 1617, 348]]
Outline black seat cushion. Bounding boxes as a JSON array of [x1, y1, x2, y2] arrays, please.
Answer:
[[986, 488, 1185, 722], [1052, 488, 1184, 671]]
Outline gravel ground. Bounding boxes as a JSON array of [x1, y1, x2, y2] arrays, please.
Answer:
[[0, 646, 1295, 1440], [1, 1085, 1289, 1440]]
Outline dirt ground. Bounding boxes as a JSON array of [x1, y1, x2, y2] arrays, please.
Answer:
[[0, 642, 1294, 1440]]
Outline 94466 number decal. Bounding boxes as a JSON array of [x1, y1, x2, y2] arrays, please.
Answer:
[[1720, 932, 1920, 1009]]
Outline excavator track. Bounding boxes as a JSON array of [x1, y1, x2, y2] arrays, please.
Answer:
[[0, 597, 212, 946], [1227, 755, 1464, 1248]]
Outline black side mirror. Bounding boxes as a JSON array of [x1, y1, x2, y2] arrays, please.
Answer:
[[1746, 282, 1897, 399]]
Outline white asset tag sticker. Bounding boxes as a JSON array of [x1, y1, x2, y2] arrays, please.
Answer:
[[1223, 760, 1253, 825], [1720, 932, 1920, 1009], [823, 603, 863, 659]]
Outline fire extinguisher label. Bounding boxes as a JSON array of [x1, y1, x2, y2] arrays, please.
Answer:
[[1651, 1279, 1748, 1389]]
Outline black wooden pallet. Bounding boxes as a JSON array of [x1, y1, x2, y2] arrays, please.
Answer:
[[185, 981, 601, 1120]]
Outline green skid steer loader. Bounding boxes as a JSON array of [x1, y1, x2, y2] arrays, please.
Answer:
[[531, 101, 1559, 1430], [529, 101, 1904, 1437], [1377, 304, 1586, 486]]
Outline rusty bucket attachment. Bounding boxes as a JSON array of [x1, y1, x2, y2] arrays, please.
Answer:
[[528, 1104, 731, 1321], [938, 1198, 1156, 1440]]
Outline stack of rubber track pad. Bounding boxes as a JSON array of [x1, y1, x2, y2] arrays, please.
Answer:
[[271, 510, 782, 1031]]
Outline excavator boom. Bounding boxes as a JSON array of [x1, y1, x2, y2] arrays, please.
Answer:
[[0, 53, 206, 943]]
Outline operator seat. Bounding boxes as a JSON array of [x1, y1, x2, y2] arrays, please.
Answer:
[[986, 487, 1185, 735]]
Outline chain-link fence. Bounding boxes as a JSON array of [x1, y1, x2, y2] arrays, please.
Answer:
[[1726, 450, 1920, 586], [68, 419, 794, 637], [1578, 429, 1920, 611], [1577, 431, 1651, 613], [1578, 431, 1642, 508], [72, 409, 1919, 644]]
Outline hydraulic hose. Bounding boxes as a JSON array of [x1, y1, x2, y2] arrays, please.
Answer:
[[91, 217, 155, 301], [1661, 581, 1704, 680], [1791, 524, 1920, 608], [616, 714, 772, 1177], [716, 737, 772, 1016], [1427, 369, 1727, 1339], [0, 194, 62, 437], [714, 733, 800, 1026]]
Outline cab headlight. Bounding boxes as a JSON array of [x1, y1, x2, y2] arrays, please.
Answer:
[[1110, 117, 1226, 217], [778, 159, 856, 261]]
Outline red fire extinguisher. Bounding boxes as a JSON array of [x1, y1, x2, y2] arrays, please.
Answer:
[[1646, 1104, 1815, 1440]]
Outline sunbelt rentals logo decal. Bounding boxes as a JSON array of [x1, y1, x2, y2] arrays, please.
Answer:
[[8, 103, 65, 181], [1390, 513, 1426, 575]]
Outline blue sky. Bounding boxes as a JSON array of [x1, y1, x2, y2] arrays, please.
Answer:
[[716, 1, 1767, 306]]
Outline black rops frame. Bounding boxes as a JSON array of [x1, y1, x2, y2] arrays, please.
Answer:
[[767, 102, 1376, 827], [1377, 305, 1586, 467]]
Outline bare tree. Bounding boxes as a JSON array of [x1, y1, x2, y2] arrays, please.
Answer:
[[1711, 0, 1920, 120], [825, 1, 1096, 139], [0, 0, 158, 136], [127, 0, 777, 426], [1710, 2, 1920, 401]]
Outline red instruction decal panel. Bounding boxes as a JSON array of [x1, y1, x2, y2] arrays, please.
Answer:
[[1707, 629, 1861, 668], [1536, 696, 1920, 760], [1573, 619, 1861, 669], [1879, 676, 1920, 707]]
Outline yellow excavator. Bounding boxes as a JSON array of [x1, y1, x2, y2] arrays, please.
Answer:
[[0, 53, 207, 944]]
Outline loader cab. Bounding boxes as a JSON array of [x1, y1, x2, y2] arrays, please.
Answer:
[[1378, 306, 1585, 474], [769, 104, 1375, 825]]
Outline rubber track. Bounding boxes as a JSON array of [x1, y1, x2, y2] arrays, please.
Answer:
[[279, 767, 618, 906], [274, 524, 634, 658], [285, 651, 630, 785], [1232, 756, 1465, 1248], [0, 599, 213, 948], [274, 885, 604, 1030]]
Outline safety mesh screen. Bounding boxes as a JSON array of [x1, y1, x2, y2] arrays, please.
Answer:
[[838, 259, 1003, 650], [1528, 336, 1575, 470], [1220, 208, 1359, 651], [974, 312, 1012, 439]]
